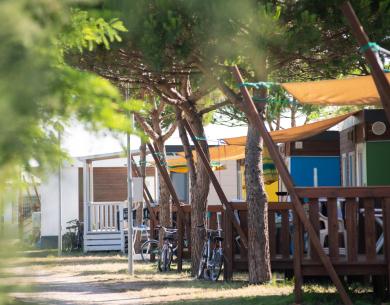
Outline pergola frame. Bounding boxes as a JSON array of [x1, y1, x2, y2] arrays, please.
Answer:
[[340, 1, 390, 124], [232, 66, 353, 305]]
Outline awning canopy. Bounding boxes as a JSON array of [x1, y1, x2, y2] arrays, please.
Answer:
[[165, 111, 355, 177], [167, 145, 275, 182], [166, 145, 246, 173], [177, 145, 246, 161], [224, 112, 354, 146], [281, 74, 390, 106]]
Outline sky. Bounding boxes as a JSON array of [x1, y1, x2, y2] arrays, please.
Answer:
[[61, 109, 312, 158], [62, 121, 249, 158]]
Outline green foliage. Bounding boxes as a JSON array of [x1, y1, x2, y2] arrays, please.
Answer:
[[0, 0, 140, 187], [0, 1, 141, 301], [60, 9, 127, 52]]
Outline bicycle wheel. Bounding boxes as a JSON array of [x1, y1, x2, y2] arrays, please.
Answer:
[[140, 240, 159, 262], [62, 233, 73, 253], [158, 244, 170, 272], [197, 243, 208, 279], [208, 248, 223, 281], [78, 233, 84, 251]]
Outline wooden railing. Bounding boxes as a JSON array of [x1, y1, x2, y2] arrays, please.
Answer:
[[150, 187, 390, 281], [294, 187, 390, 277], [88, 201, 124, 232]]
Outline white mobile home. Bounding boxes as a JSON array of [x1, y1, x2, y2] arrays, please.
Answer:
[[37, 146, 245, 251]]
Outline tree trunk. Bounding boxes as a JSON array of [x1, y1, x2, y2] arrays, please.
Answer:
[[290, 105, 297, 127], [245, 121, 272, 284], [276, 116, 281, 130], [135, 143, 146, 253], [178, 110, 210, 276], [155, 138, 172, 244]]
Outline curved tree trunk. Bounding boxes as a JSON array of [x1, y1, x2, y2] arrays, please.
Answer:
[[155, 138, 172, 244], [245, 122, 272, 284], [135, 143, 146, 253], [178, 110, 210, 276], [290, 105, 297, 127]]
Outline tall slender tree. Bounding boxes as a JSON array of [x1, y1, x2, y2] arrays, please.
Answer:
[[133, 97, 177, 242]]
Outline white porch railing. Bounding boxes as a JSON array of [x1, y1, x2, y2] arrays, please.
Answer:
[[88, 201, 124, 232]]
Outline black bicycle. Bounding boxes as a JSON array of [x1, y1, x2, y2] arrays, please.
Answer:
[[155, 226, 178, 272], [197, 213, 224, 281], [62, 219, 83, 252], [140, 237, 159, 262]]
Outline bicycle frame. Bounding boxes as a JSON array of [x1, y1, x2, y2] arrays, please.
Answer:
[[64, 219, 83, 251], [197, 211, 224, 281]]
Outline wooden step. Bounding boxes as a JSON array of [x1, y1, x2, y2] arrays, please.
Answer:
[[85, 244, 122, 251], [85, 233, 120, 240], [84, 231, 122, 252]]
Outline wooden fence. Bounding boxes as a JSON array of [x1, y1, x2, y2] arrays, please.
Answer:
[[150, 186, 390, 288]]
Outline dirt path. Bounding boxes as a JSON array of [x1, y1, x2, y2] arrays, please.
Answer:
[[13, 269, 144, 305], [8, 252, 293, 305], [10, 255, 148, 305]]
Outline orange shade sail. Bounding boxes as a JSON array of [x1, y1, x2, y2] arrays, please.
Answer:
[[165, 112, 354, 175], [281, 74, 390, 106], [224, 112, 354, 145]]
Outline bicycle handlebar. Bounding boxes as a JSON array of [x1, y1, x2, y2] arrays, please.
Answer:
[[155, 225, 177, 233]]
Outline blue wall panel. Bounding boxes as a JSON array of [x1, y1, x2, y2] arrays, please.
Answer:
[[290, 156, 341, 187]]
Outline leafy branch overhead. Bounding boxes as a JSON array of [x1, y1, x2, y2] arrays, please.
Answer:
[[0, 0, 140, 182], [60, 9, 127, 52]]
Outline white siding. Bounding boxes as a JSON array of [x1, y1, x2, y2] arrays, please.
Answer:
[[207, 160, 238, 205], [39, 166, 79, 237]]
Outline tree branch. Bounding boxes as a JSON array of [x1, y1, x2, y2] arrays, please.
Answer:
[[176, 109, 197, 181], [199, 99, 230, 115], [162, 121, 177, 142], [134, 113, 158, 140]]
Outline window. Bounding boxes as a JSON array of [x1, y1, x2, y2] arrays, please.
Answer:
[[356, 151, 363, 186], [21, 195, 40, 219], [348, 152, 356, 186], [342, 154, 348, 186], [171, 172, 189, 203], [236, 159, 245, 200]]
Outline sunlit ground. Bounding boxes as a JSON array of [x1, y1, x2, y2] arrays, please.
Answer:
[[1, 250, 383, 305]]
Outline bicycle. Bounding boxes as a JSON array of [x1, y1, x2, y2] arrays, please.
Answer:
[[197, 212, 224, 281], [62, 219, 83, 253], [144, 226, 178, 272], [140, 238, 159, 262]]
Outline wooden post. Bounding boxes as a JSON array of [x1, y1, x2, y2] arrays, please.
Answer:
[[328, 199, 339, 260], [182, 119, 248, 249], [223, 211, 233, 281], [130, 156, 157, 224], [382, 198, 390, 296], [146, 142, 184, 272], [293, 211, 303, 304], [345, 198, 358, 262], [340, 1, 390, 124], [308, 199, 320, 261], [232, 66, 352, 305], [82, 160, 91, 252], [268, 210, 276, 259], [363, 199, 376, 262]]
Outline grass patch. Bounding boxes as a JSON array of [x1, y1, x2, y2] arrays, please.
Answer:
[[5, 252, 386, 305]]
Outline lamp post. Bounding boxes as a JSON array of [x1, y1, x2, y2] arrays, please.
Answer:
[[58, 129, 62, 256], [125, 85, 134, 275]]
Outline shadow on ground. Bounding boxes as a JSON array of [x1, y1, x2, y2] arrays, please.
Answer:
[[159, 291, 379, 305]]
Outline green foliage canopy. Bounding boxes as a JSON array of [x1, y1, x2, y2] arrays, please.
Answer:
[[0, 0, 141, 185]]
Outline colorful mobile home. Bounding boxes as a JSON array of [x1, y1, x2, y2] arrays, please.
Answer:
[[237, 158, 279, 202], [280, 131, 341, 187], [339, 109, 390, 186]]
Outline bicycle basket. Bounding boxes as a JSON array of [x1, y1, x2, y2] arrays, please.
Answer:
[[208, 230, 223, 240], [164, 231, 177, 240]]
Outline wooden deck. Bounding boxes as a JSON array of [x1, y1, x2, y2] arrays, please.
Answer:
[[151, 186, 390, 288]]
